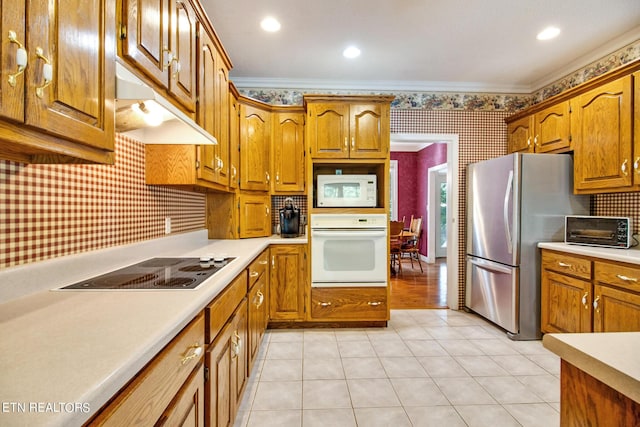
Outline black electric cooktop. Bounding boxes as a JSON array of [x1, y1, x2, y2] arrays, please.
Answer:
[[60, 257, 235, 290]]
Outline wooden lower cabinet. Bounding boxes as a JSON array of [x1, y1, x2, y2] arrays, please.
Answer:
[[560, 360, 640, 426], [592, 284, 640, 332], [540, 269, 592, 333], [248, 251, 269, 371], [270, 245, 306, 321], [310, 287, 388, 321], [88, 314, 205, 426], [158, 363, 205, 427], [206, 298, 247, 427], [541, 249, 640, 334]]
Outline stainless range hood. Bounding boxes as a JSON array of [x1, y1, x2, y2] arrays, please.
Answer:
[[115, 62, 217, 145]]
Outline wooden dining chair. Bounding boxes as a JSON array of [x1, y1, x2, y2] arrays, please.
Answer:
[[389, 221, 404, 274], [401, 217, 423, 272]]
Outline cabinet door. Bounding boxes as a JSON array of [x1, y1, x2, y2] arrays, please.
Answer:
[[270, 245, 306, 321], [533, 101, 571, 153], [307, 103, 349, 158], [214, 50, 231, 186], [272, 112, 305, 192], [159, 363, 204, 427], [230, 299, 248, 414], [572, 76, 634, 193], [248, 276, 267, 370], [121, 0, 170, 88], [507, 116, 533, 153], [240, 104, 271, 191], [349, 103, 389, 158], [541, 269, 592, 333], [229, 91, 240, 189], [27, 0, 115, 151], [168, 0, 197, 112], [593, 285, 640, 332], [0, 0, 25, 122], [206, 322, 234, 427], [239, 193, 270, 238], [196, 26, 218, 183]]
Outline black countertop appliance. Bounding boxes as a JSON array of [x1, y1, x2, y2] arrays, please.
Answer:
[[279, 197, 300, 238]]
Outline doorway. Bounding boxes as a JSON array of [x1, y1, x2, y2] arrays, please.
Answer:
[[390, 133, 459, 310], [427, 163, 448, 262]]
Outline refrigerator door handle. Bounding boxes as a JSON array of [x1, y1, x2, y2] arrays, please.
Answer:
[[468, 257, 513, 274], [503, 170, 513, 254]]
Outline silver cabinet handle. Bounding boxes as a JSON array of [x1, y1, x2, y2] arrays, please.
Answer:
[[593, 296, 600, 313], [249, 271, 259, 278], [634, 157, 640, 175], [558, 262, 572, 268], [581, 292, 589, 309], [318, 301, 332, 307], [616, 274, 638, 282], [368, 301, 383, 306], [351, 137, 355, 149], [272, 255, 275, 268]]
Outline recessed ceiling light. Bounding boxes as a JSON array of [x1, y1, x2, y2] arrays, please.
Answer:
[[260, 16, 281, 32], [343, 46, 361, 59], [537, 26, 560, 41]]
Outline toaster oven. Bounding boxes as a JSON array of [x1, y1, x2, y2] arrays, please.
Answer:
[[565, 216, 632, 249]]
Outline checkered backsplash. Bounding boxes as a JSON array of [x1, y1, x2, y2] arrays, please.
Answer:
[[0, 134, 205, 269]]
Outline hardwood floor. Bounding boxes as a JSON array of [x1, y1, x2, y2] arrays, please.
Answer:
[[390, 257, 447, 309]]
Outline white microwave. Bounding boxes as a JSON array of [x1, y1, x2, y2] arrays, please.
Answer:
[[316, 174, 377, 207]]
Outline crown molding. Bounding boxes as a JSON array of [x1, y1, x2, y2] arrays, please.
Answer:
[[530, 26, 640, 91]]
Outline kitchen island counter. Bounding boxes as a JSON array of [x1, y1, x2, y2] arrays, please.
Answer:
[[0, 230, 306, 426]]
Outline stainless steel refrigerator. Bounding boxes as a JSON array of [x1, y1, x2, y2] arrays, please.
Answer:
[[465, 153, 589, 340]]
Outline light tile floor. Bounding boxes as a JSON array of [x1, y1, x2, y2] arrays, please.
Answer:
[[233, 309, 560, 427]]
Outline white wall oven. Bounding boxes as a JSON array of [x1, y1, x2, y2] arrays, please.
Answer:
[[311, 214, 387, 287]]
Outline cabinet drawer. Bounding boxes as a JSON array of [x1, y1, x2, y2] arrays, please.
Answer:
[[541, 250, 592, 280], [595, 261, 640, 293], [248, 250, 269, 289], [311, 287, 387, 320], [90, 314, 205, 426], [206, 271, 247, 343]]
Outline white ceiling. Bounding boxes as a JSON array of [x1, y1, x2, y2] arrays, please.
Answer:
[[201, 0, 640, 93]]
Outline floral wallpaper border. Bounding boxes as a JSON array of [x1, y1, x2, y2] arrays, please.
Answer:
[[238, 39, 640, 113]]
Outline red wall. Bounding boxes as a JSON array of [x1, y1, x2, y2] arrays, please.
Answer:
[[391, 143, 447, 257]]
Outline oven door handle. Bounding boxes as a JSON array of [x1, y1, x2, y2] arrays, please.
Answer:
[[311, 230, 387, 238]]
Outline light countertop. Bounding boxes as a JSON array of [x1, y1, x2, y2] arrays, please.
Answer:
[[542, 332, 640, 403], [538, 242, 640, 265], [0, 231, 306, 427]]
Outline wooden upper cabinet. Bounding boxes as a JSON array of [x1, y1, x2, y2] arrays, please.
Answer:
[[239, 102, 271, 191], [307, 102, 350, 158], [238, 193, 270, 238], [272, 110, 305, 193], [197, 26, 229, 187], [229, 87, 240, 190], [507, 102, 571, 154], [507, 115, 533, 153], [1, 0, 26, 123], [572, 75, 636, 193], [196, 25, 217, 184], [0, 0, 115, 163], [120, 0, 197, 112], [350, 103, 389, 158], [305, 96, 393, 159], [214, 50, 231, 186], [533, 101, 571, 153]]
